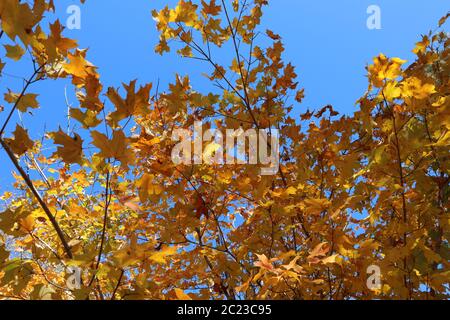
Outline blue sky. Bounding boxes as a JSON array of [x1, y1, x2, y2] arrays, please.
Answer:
[[0, 0, 448, 193]]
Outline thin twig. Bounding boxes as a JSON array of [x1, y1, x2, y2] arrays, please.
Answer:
[[111, 269, 125, 300], [0, 64, 44, 137]]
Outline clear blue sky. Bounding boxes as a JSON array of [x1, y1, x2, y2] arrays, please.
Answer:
[[0, 0, 448, 193]]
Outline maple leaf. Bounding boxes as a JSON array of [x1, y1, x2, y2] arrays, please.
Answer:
[[254, 254, 276, 271], [63, 50, 96, 80], [0, 0, 449, 301], [5, 125, 34, 156], [201, 0, 221, 16], [0, 0, 38, 45], [138, 173, 163, 202], [91, 130, 134, 169], [303, 198, 331, 216], [4, 44, 25, 61], [401, 76, 436, 99], [107, 80, 152, 126], [307, 242, 330, 264], [50, 129, 84, 164], [149, 246, 178, 264], [383, 81, 402, 101], [4, 91, 39, 113], [368, 54, 406, 87], [44, 20, 78, 61]]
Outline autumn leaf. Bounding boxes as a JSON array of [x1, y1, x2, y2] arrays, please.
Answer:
[[401, 76, 436, 99], [254, 254, 276, 271], [4, 44, 25, 61], [63, 50, 96, 80], [438, 12, 450, 27], [266, 30, 281, 40], [174, 288, 192, 300], [4, 91, 39, 112], [303, 198, 331, 216], [321, 254, 342, 266], [201, 0, 221, 17], [91, 130, 134, 169], [138, 173, 163, 202], [0, 0, 449, 301], [107, 80, 152, 126], [5, 125, 34, 155], [51, 129, 84, 164], [149, 246, 178, 264], [307, 242, 330, 264]]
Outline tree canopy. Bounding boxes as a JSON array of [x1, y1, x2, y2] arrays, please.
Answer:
[[0, 0, 448, 300]]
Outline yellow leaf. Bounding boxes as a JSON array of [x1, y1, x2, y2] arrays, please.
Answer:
[[401, 77, 436, 99], [383, 81, 401, 101], [304, 198, 331, 215], [19, 214, 35, 232], [368, 54, 406, 87], [174, 288, 192, 300], [413, 36, 430, 55], [5, 125, 34, 155], [51, 129, 83, 164], [138, 173, 163, 202], [0, 0, 37, 45], [149, 246, 177, 264], [4, 91, 39, 112], [254, 254, 276, 271], [91, 130, 134, 169], [307, 242, 329, 264], [63, 51, 96, 79], [432, 131, 450, 147], [4, 44, 25, 61], [107, 80, 152, 126], [321, 254, 342, 266]]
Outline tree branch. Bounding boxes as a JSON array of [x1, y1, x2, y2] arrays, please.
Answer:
[[0, 138, 73, 259]]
